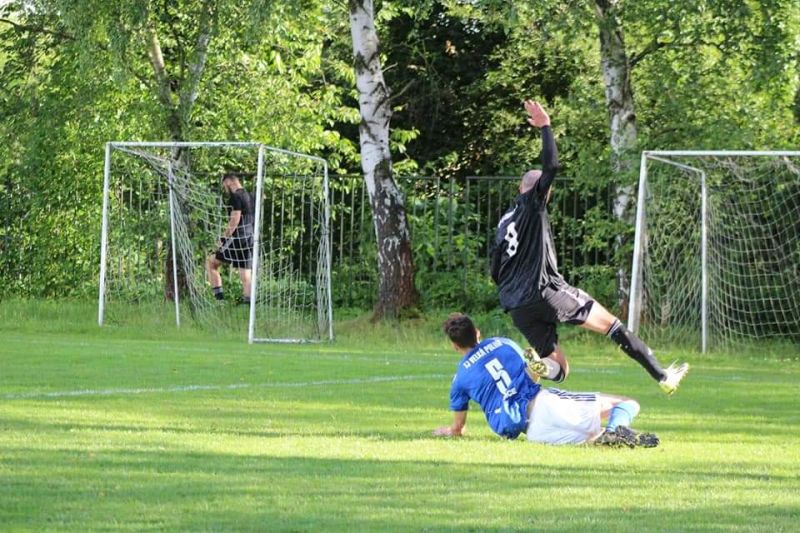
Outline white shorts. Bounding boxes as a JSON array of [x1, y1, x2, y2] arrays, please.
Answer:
[[526, 388, 602, 445]]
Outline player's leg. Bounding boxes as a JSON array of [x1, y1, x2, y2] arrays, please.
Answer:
[[581, 299, 666, 381], [586, 300, 690, 394], [238, 268, 252, 303], [510, 304, 569, 382], [550, 284, 689, 394], [206, 253, 225, 300], [234, 238, 254, 304], [597, 393, 639, 429]]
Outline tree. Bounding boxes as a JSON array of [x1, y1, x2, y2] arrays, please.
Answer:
[[593, 0, 638, 311], [0, 0, 355, 298], [348, 0, 418, 319]]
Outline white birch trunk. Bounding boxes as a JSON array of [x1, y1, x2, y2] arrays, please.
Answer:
[[178, 0, 214, 135], [349, 0, 418, 319], [595, 0, 638, 312]]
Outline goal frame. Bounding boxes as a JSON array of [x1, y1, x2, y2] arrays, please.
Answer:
[[98, 141, 334, 344], [628, 150, 800, 352]]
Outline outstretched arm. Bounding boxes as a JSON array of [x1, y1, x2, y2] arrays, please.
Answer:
[[433, 410, 467, 437], [524, 100, 559, 194]]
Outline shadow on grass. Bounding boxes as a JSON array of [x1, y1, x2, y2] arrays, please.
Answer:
[[2, 448, 798, 531]]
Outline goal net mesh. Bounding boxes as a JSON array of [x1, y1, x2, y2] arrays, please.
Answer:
[[632, 153, 800, 350], [100, 143, 331, 342]]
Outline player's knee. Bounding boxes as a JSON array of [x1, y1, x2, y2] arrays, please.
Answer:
[[585, 308, 617, 333], [619, 399, 640, 417]]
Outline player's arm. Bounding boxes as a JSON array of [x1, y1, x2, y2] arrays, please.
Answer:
[[524, 100, 559, 194], [223, 210, 241, 239], [433, 410, 467, 437], [218, 191, 244, 246]]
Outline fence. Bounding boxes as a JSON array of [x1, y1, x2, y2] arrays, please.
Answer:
[[328, 175, 617, 311]]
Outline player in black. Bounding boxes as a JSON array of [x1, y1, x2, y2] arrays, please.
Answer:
[[205, 172, 255, 305], [490, 100, 689, 394]]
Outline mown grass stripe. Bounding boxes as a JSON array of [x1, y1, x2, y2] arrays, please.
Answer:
[[2, 373, 450, 400]]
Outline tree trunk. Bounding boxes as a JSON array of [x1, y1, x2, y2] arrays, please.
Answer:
[[349, 0, 418, 320], [146, 2, 216, 301], [594, 0, 638, 316]]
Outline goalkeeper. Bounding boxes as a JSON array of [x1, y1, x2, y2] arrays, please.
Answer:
[[205, 172, 255, 304], [489, 100, 688, 394], [433, 313, 659, 447]]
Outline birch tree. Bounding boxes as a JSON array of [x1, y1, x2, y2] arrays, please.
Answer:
[[593, 0, 638, 311], [349, 0, 419, 319], [144, 0, 217, 142]]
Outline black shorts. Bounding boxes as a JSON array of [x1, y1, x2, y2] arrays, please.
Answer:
[[215, 237, 253, 269], [509, 283, 595, 357]]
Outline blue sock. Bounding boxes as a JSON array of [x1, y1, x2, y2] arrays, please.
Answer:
[[606, 400, 639, 432]]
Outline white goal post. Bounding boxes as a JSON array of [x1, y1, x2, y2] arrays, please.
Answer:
[[98, 141, 333, 343], [628, 150, 800, 352]]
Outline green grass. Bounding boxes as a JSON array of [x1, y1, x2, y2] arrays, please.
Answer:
[[1, 302, 799, 531]]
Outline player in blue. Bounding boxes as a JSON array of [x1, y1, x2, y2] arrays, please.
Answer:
[[434, 313, 660, 447]]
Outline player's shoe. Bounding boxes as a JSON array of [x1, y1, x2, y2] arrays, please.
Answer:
[[522, 347, 548, 382], [593, 429, 628, 448], [659, 361, 690, 395], [594, 426, 660, 448], [614, 425, 660, 448]]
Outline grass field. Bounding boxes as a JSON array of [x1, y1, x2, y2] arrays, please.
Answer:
[[1, 302, 799, 531]]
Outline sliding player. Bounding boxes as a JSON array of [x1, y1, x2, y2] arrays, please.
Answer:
[[490, 100, 688, 393], [434, 313, 659, 447]]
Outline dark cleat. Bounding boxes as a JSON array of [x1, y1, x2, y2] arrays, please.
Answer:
[[594, 429, 630, 448], [615, 425, 660, 448]]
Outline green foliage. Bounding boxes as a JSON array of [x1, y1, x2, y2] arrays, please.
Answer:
[[1, 0, 799, 319], [0, 0, 355, 298], [407, 183, 496, 311]]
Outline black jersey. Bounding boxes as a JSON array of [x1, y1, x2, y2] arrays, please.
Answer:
[[490, 126, 563, 311], [229, 188, 255, 239]]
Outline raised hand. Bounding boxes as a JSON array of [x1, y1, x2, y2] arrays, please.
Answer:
[[524, 100, 550, 128]]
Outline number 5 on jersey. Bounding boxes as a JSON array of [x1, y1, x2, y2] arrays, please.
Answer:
[[485, 358, 512, 395], [485, 358, 522, 423]]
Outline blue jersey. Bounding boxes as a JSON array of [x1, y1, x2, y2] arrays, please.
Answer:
[[449, 337, 541, 439]]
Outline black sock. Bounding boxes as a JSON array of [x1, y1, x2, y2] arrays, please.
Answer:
[[607, 320, 665, 381], [212, 286, 224, 300]]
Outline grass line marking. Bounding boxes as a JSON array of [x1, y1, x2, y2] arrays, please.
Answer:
[[2, 374, 450, 401]]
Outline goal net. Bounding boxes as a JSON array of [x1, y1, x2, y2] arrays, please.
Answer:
[[628, 151, 800, 351], [98, 142, 332, 343]]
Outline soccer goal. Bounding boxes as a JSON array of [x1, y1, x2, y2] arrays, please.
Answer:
[[628, 151, 800, 351], [98, 142, 333, 343]]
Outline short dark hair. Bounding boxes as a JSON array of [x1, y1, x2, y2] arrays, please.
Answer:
[[221, 172, 240, 183], [442, 313, 478, 348]]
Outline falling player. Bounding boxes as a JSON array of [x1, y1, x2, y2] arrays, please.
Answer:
[[489, 100, 688, 393]]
